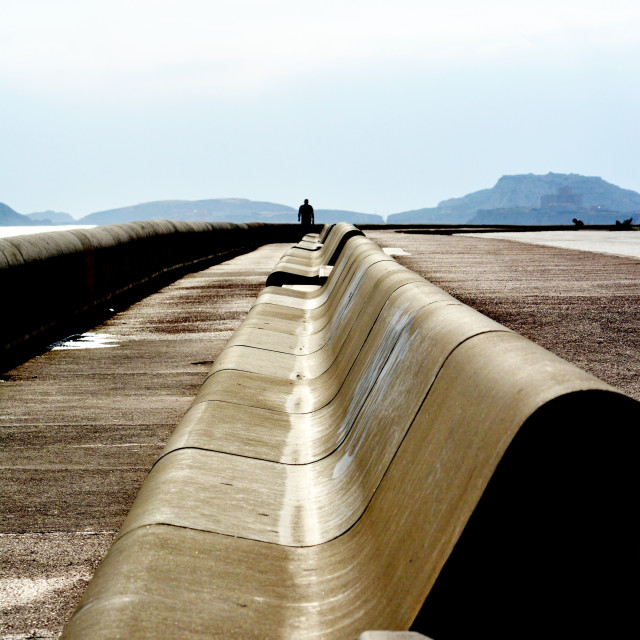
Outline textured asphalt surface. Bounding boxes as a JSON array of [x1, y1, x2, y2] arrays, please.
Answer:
[[1, 232, 639, 638], [367, 229, 640, 401]]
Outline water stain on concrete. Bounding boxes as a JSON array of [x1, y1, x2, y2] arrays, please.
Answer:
[[49, 333, 120, 351]]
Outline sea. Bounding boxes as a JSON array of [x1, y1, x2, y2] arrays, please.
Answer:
[[0, 225, 96, 238]]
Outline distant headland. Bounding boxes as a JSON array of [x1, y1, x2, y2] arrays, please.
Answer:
[[387, 173, 640, 225]]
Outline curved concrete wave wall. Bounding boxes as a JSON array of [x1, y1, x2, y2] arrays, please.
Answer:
[[0, 220, 305, 367]]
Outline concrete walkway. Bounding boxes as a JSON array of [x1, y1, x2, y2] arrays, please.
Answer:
[[0, 243, 289, 639], [2, 233, 639, 638]]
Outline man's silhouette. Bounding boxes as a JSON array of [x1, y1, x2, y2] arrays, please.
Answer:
[[298, 199, 314, 226]]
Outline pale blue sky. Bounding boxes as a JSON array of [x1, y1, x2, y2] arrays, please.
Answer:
[[2, 0, 639, 218]]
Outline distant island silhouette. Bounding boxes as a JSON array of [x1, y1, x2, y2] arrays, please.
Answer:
[[387, 173, 640, 225], [2, 173, 639, 226]]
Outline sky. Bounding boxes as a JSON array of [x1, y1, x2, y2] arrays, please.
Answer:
[[2, 0, 640, 218]]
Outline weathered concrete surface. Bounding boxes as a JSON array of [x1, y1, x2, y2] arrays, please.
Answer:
[[0, 243, 289, 639], [2, 232, 639, 638], [366, 230, 640, 401]]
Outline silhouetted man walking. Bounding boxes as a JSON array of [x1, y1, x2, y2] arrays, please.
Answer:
[[298, 199, 314, 226]]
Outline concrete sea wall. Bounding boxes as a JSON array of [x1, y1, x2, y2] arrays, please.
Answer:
[[0, 220, 305, 367]]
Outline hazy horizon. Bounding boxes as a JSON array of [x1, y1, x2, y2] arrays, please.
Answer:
[[3, 1, 639, 218]]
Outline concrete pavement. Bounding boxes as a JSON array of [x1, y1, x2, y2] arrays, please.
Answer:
[[1, 232, 639, 638]]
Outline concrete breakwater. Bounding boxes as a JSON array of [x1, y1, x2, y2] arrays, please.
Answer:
[[0, 220, 306, 368], [60, 224, 640, 639]]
